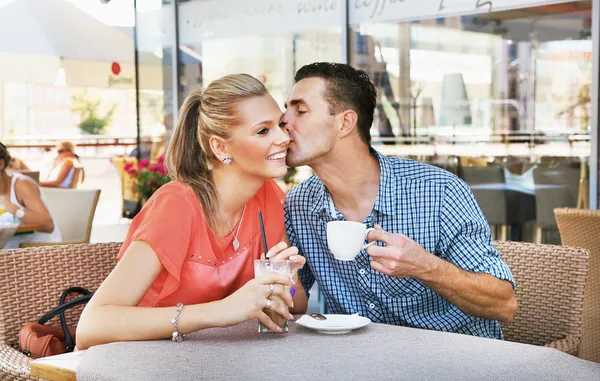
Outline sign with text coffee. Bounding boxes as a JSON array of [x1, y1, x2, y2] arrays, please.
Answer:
[[349, 0, 579, 24]]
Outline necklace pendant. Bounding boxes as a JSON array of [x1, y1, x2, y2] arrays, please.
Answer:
[[232, 238, 240, 251]]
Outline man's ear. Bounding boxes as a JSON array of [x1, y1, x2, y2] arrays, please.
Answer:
[[208, 136, 230, 162], [338, 110, 359, 138]]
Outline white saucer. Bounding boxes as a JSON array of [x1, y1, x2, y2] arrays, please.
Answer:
[[295, 314, 371, 334]]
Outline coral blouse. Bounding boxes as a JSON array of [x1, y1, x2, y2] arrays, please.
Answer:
[[117, 179, 285, 307]]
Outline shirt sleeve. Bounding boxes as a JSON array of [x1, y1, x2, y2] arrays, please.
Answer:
[[436, 177, 516, 288], [117, 190, 197, 300], [284, 198, 315, 297]]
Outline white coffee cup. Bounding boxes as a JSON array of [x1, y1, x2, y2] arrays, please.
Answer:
[[327, 221, 375, 261]]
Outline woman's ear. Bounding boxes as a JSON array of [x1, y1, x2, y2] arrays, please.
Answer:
[[208, 136, 230, 162]]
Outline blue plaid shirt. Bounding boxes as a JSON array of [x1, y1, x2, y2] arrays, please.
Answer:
[[284, 149, 515, 339]]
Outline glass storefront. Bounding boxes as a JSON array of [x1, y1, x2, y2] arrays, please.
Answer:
[[136, 0, 598, 244], [346, 0, 595, 242]]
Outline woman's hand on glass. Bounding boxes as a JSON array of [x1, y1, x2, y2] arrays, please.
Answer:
[[265, 241, 306, 273], [219, 271, 293, 332]]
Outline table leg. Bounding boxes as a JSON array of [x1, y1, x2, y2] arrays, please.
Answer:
[[499, 225, 508, 241], [534, 227, 543, 243]]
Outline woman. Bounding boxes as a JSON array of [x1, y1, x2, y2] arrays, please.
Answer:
[[77, 74, 308, 349], [0, 143, 61, 248], [40, 141, 83, 188]]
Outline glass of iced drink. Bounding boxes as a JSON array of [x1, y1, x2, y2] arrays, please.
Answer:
[[254, 259, 294, 333]]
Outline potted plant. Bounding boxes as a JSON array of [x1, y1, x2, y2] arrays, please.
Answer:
[[124, 155, 171, 204]]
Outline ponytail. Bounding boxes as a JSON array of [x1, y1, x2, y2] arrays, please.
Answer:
[[165, 89, 220, 230]]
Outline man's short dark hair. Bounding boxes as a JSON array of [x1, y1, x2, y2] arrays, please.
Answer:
[[295, 62, 376, 146]]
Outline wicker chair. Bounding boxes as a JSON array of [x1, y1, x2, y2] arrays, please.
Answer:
[[0, 242, 121, 380], [494, 241, 588, 355], [554, 208, 600, 363]]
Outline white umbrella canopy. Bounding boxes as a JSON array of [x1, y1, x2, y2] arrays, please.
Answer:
[[0, 0, 165, 88], [0, 0, 134, 62]]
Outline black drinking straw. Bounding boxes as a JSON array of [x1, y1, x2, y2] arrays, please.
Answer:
[[258, 211, 269, 260]]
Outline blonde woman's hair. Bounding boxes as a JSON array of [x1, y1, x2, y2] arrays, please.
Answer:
[[58, 141, 76, 153], [165, 74, 268, 230]]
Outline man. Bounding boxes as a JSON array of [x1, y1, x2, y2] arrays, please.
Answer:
[[280, 63, 517, 339]]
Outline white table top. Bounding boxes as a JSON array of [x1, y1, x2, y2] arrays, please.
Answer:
[[71, 320, 600, 381]]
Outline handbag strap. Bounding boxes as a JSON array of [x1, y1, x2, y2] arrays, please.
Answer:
[[59, 287, 92, 305], [37, 287, 93, 352], [37, 294, 92, 326], [59, 287, 92, 352]]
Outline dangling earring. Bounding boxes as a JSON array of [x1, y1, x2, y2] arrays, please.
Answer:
[[222, 157, 232, 165]]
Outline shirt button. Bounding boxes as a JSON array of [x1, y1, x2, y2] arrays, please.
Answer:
[[358, 269, 366, 275], [369, 303, 375, 309]]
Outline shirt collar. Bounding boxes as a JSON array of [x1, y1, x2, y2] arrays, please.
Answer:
[[372, 148, 397, 216], [310, 148, 397, 216]]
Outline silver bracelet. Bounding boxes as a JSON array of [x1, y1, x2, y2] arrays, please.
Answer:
[[171, 302, 184, 342]]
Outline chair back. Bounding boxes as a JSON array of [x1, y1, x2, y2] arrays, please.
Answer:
[[494, 241, 588, 350], [68, 167, 83, 189], [0, 242, 121, 348], [554, 208, 600, 362], [42, 188, 101, 243]]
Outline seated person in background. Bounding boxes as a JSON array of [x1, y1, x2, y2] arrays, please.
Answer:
[[0, 143, 61, 249], [76, 74, 307, 350], [40, 141, 84, 188]]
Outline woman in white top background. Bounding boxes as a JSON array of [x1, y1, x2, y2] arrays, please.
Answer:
[[40, 141, 84, 188], [0, 142, 61, 249]]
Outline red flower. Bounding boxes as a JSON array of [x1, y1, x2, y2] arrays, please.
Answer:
[[149, 164, 163, 173], [138, 159, 150, 169], [126, 158, 171, 201], [124, 162, 139, 176], [125, 167, 138, 176], [157, 154, 165, 164]]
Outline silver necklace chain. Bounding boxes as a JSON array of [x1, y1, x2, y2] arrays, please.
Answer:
[[220, 204, 246, 251]]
